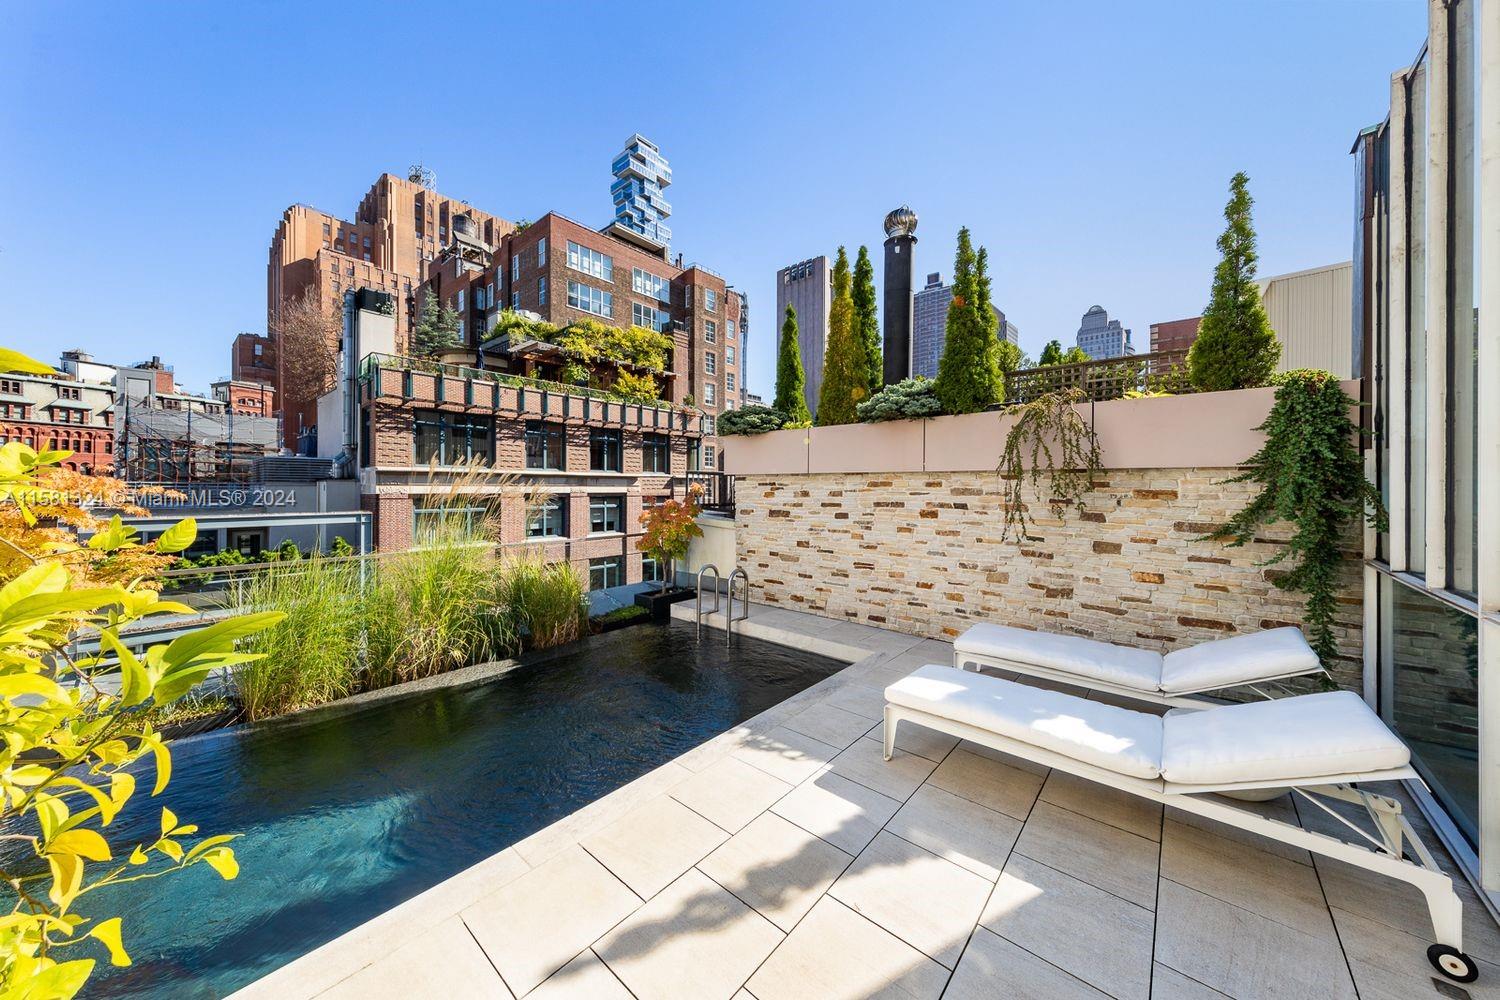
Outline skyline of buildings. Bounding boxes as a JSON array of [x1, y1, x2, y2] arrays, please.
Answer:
[[1075, 304, 1134, 359]]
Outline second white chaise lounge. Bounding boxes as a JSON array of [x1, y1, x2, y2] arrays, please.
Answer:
[[953, 622, 1323, 707]]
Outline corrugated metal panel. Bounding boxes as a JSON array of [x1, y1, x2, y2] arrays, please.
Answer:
[[1259, 261, 1354, 377]]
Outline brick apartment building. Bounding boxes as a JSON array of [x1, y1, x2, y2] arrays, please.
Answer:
[[230, 332, 275, 384], [329, 292, 706, 585], [0, 371, 116, 472], [267, 144, 743, 462], [424, 211, 744, 467], [1149, 316, 1202, 354], [212, 378, 275, 417]]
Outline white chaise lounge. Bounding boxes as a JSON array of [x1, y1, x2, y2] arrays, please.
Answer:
[[883, 664, 1479, 984], [953, 623, 1323, 707]]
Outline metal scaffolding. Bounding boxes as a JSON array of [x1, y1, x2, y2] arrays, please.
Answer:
[[119, 402, 280, 483]]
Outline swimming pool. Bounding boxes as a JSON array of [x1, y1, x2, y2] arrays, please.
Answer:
[[83, 621, 846, 999]]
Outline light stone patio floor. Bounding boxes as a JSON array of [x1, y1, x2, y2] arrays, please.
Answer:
[[234, 602, 1500, 1000]]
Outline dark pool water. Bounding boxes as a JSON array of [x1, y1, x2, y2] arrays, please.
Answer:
[[82, 621, 844, 999]]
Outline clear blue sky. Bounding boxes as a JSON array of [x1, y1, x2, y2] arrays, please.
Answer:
[[0, 1, 1426, 397]]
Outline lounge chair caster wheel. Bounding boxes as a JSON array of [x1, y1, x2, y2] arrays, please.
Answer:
[[1428, 944, 1479, 983]]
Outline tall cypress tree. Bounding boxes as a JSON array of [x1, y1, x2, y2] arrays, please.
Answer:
[[852, 246, 882, 393], [816, 248, 869, 425], [933, 228, 1002, 414], [774, 304, 813, 424], [1187, 172, 1281, 391]]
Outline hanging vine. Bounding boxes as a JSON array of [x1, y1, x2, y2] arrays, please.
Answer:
[[997, 389, 1104, 542], [1208, 369, 1387, 667]]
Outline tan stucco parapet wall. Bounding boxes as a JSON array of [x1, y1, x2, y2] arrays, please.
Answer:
[[724, 382, 1361, 475]]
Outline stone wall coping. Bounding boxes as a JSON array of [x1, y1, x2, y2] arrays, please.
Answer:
[[723, 381, 1360, 475]]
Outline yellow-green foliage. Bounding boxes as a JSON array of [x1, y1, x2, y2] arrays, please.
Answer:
[[558, 321, 672, 373], [0, 403, 281, 997], [611, 370, 662, 403]]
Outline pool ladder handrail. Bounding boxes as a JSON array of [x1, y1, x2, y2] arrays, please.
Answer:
[[725, 567, 751, 647], [696, 564, 721, 641]]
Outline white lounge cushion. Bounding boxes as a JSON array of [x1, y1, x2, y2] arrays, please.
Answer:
[[1159, 627, 1321, 694], [954, 623, 1163, 693], [1160, 691, 1410, 786], [886, 665, 1163, 780]]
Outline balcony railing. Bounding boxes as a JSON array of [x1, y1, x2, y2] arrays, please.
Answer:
[[1004, 349, 1192, 404], [357, 353, 702, 434], [675, 471, 735, 515]]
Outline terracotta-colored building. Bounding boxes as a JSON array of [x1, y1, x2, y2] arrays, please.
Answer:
[[212, 379, 275, 418], [230, 333, 275, 385], [1149, 316, 1202, 354]]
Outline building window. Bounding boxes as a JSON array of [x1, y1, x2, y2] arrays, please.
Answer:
[[726, 346, 735, 366], [412, 410, 495, 465], [485, 282, 494, 309], [589, 495, 623, 534], [0, 379, 19, 394], [632, 267, 670, 302], [566, 241, 613, 281], [413, 506, 488, 544], [632, 301, 667, 331], [641, 555, 664, 584], [537, 237, 547, 266], [704, 384, 716, 406], [512, 291, 520, 309], [457, 289, 465, 312], [511, 255, 520, 283], [590, 427, 621, 472], [703, 444, 716, 469], [589, 555, 623, 590], [524, 420, 565, 470], [642, 433, 669, 473], [567, 281, 613, 318], [705, 352, 717, 375], [538, 276, 548, 306], [726, 372, 735, 392], [704, 320, 717, 343], [727, 320, 736, 340], [705, 289, 718, 313], [527, 495, 566, 538]]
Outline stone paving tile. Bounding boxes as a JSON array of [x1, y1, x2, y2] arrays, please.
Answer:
[[1331, 904, 1500, 1000], [745, 897, 949, 1000], [820, 680, 886, 721], [945, 926, 1111, 999], [698, 811, 853, 932], [462, 846, 640, 998], [1039, 768, 1162, 840], [526, 949, 633, 1000], [982, 853, 1154, 1000], [926, 746, 1045, 820], [582, 795, 729, 899], [1160, 818, 1336, 941], [956, 736, 1051, 775], [512, 761, 693, 868], [867, 718, 961, 763], [731, 725, 840, 786], [1155, 879, 1357, 1000], [884, 783, 1021, 881], [1150, 964, 1233, 999], [1163, 792, 1311, 867], [784, 700, 880, 749], [1014, 800, 1159, 909], [827, 737, 936, 801], [669, 755, 792, 834], [319, 916, 513, 1000], [594, 868, 783, 1000], [770, 769, 902, 857], [827, 830, 993, 969]]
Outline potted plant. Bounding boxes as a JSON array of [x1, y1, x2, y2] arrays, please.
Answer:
[[633, 485, 705, 619]]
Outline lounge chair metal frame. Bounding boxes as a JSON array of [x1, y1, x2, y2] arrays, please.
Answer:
[[953, 648, 1327, 709], [882, 700, 1480, 984]]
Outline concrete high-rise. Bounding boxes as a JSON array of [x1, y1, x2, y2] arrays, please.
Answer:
[[775, 256, 831, 418], [911, 272, 1017, 380], [1075, 305, 1134, 359], [881, 206, 918, 385]]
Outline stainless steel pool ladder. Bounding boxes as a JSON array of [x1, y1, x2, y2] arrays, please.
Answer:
[[696, 564, 751, 644], [696, 564, 721, 641]]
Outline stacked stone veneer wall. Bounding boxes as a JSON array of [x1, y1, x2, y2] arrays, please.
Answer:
[[736, 468, 1365, 688]]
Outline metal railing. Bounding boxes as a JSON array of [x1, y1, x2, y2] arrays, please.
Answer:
[[358, 352, 682, 411], [1004, 349, 1192, 404], [676, 471, 735, 514]]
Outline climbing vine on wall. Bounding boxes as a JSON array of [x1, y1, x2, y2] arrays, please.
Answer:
[[1209, 369, 1387, 667], [997, 389, 1104, 542]]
